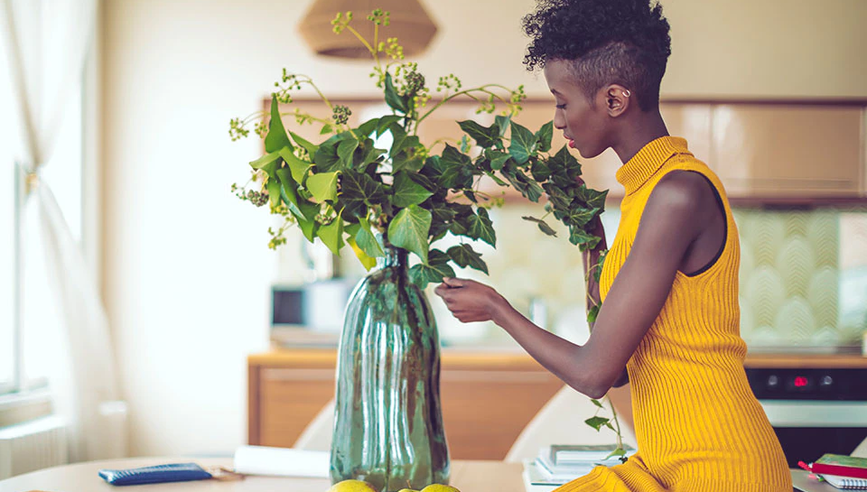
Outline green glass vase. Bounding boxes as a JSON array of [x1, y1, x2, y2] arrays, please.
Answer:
[[330, 246, 450, 492]]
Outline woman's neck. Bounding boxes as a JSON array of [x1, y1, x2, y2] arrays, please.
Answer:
[[612, 108, 670, 164]]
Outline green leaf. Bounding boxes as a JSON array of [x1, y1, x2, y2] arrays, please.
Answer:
[[340, 170, 386, 218], [307, 172, 339, 202], [320, 124, 333, 135], [409, 249, 455, 288], [355, 217, 384, 259], [384, 72, 407, 113], [387, 204, 431, 263], [494, 115, 511, 137], [347, 236, 377, 271], [458, 120, 499, 148], [392, 172, 434, 208], [485, 149, 511, 172], [250, 150, 281, 174], [276, 168, 299, 208], [548, 145, 582, 187], [389, 125, 420, 158], [392, 152, 425, 173], [604, 448, 627, 461], [584, 416, 610, 432], [337, 138, 359, 167], [575, 185, 609, 211], [377, 115, 403, 137], [447, 244, 488, 275], [590, 399, 605, 409], [279, 147, 312, 183], [569, 226, 602, 250], [266, 174, 281, 209], [356, 118, 379, 138], [465, 208, 496, 247], [535, 121, 554, 153], [318, 217, 344, 255], [290, 132, 318, 157], [587, 304, 600, 324], [524, 177, 545, 203], [314, 132, 351, 173], [531, 158, 552, 182], [508, 122, 537, 165], [594, 250, 608, 283], [522, 216, 558, 237], [437, 145, 473, 189], [566, 206, 600, 228], [264, 96, 294, 153], [298, 218, 317, 243]]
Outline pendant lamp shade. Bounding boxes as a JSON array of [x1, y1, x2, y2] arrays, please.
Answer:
[[299, 0, 438, 59]]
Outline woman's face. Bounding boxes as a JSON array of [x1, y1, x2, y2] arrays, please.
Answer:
[[544, 59, 611, 159]]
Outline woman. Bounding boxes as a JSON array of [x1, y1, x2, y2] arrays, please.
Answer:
[[434, 0, 792, 490]]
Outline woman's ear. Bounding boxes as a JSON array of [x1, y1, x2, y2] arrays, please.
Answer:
[[604, 84, 631, 117]]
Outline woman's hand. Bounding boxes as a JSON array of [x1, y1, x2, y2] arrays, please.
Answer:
[[434, 277, 510, 324]]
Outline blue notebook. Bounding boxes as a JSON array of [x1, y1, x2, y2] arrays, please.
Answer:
[[98, 463, 212, 486]]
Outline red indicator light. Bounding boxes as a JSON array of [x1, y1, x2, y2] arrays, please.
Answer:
[[794, 376, 809, 388]]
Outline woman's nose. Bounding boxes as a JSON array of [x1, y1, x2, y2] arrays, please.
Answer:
[[553, 111, 566, 130]]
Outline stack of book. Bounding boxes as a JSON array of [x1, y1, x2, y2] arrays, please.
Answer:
[[811, 454, 867, 490], [522, 444, 635, 491]]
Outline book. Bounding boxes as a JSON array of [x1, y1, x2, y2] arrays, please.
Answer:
[[521, 462, 559, 492], [820, 474, 867, 490], [812, 455, 867, 480], [549, 444, 636, 465], [232, 445, 329, 477], [523, 460, 570, 487]]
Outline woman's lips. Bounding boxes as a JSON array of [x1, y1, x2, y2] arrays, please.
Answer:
[[568, 139, 576, 148]]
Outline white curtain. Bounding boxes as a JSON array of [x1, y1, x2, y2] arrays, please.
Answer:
[[2, 0, 127, 462]]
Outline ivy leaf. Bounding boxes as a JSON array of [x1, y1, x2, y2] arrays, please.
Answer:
[[575, 185, 609, 211], [340, 170, 386, 218], [279, 147, 312, 183], [298, 218, 317, 243], [392, 151, 425, 173], [377, 115, 403, 137], [566, 206, 600, 228], [508, 121, 537, 165], [355, 217, 384, 259], [604, 448, 628, 461], [249, 150, 281, 175], [266, 174, 281, 209], [447, 244, 488, 275], [437, 145, 473, 189], [548, 145, 582, 187], [587, 304, 600, 324], [485, 149, 511, 172], [387, 204, 431, 263], [535, 121, 554, 153], [307, 172, 339, 202], [409, 249, 455, 288], [594, 250, 608, 283], [522, 216, 558, 237], [590, 399, 605, 409], [320, 124, 333, 135], [494, 115, 511, 137], [290, 132, 318, 157], [531, 158, 552, 182], [314, 132, 352, 172], [264, 96, 293, 153], [458, 120, 499, 148], [347, 236, 377, 271], [276, 168, 299, 208], [392, 172, 434, 208], [384, 72, 408, 113], [356, 118, 380, 138], [464, 208, 496, 247], [569, 226, 602, 251], [337, 138, 359, 168], [318, 216, 344, 255], [585, 416, 610, 432]]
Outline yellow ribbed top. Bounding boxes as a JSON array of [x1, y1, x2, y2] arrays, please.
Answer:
[[556, 137, 791, 492]]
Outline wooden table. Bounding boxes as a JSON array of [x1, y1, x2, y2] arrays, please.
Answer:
[[0, 457, 524, 492]]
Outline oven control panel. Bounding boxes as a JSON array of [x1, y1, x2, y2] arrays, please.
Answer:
[[746, 368, 867, 400]]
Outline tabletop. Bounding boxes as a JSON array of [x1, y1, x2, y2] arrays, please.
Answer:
[[0, 457, 524, 492]]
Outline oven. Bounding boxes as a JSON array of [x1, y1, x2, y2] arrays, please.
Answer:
[[746, 366, 867, 467]]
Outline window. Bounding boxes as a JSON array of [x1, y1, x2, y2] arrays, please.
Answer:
[[0, 42, 86, 398]]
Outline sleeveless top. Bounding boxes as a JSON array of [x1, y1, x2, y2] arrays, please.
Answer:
[[556, 136, 792, 492]]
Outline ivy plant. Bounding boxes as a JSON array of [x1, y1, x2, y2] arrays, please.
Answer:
[[229, 8, 625, 460]]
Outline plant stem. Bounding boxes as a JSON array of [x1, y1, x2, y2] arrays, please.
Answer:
[[415, 85, 516, 127]]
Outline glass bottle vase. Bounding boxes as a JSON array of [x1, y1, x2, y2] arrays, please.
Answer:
[[330, 247, 450, 492]]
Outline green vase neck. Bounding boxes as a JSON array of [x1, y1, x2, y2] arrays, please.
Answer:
[[378, 247, 408, 270]]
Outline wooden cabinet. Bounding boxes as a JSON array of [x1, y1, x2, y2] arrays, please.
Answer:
[[248, 349, 564, 460]]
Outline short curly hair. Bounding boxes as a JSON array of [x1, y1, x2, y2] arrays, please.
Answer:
[[523, 0, 671, 111]]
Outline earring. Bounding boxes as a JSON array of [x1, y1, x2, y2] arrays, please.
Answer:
[[623, 89, 631, 97]]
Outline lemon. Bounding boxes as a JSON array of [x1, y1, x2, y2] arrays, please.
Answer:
[[327, 479, 378, 492], [420, 485, 460, 492], [396, 489, 420, 492]]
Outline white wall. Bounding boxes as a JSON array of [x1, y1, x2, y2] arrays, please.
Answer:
[[101, 0, 867, 456]]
